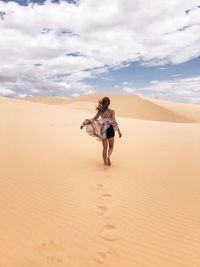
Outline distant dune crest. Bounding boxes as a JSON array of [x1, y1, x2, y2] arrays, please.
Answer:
[[24, 94, 200, 123]]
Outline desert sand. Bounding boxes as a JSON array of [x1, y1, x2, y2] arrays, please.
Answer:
[[0, 93, 200, 267]]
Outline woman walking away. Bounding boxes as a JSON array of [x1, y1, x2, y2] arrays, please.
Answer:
[[80, 97, 122, 166]]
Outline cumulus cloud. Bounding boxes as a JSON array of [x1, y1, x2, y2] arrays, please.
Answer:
[[0, 0, 200, 98], [72, 93, 80, 97], [122, 87, 137, 93], [0, 87, 16, 97], [134, 76, 200, 104], [123, 82, 129, 85]]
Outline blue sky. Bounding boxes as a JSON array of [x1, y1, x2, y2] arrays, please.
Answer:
[[0, 0, 200, 103], [84, 56, 200, 89]]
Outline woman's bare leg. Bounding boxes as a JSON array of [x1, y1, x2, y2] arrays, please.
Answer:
[[107, 137, 114, 166], [102, 138, 108, 165]]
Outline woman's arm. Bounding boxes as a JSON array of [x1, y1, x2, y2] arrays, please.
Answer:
[[111, 110, 122, 138], [92, 110, 101, 120], [80, 111, 101, 129]]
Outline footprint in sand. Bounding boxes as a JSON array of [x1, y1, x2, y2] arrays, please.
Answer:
[[99, 224, 120, 242], [97, 184, 104, 190], [38, 240, 70, 265], [97, 205, 108, 216], [94, 248, 114, 264], [101, 193, 112, 198], [94, 252, 107, 264]]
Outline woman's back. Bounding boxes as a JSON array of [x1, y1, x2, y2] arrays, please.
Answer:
[[100, 109, 112, 119]]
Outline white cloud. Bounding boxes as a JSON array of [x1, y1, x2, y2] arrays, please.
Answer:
[[160, 67, 168, 70], [122, 87, 137, 93], [139, 76, 200, 104], [18, 93, 28, 98], [171, 74, 182, 78], [0, 87, 16, 97], [83, 89, 96, 95], [150, 80, 159, 85], [72, 93, 80, 97], [30, 88, 40, 94], [0, 0, 200, 97]]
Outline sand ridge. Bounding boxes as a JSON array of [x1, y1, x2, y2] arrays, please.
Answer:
[[25, 96, 71, 105], [143, 96, 200, 123], [24, 93, 200, 123]]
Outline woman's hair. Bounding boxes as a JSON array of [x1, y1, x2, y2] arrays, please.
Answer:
[[96, 97, 110, 113]]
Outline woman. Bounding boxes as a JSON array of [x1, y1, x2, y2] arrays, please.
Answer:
[[80, 97, 122, 166]]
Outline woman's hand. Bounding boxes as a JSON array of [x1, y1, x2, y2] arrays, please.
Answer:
[[80, 119, 92, 129], [118, 130, 122, 138]]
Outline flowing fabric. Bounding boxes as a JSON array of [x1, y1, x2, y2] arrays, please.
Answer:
[[82, 118, 119, 141]]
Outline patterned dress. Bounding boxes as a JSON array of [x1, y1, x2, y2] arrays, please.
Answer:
[[82, 109, 119, 141]]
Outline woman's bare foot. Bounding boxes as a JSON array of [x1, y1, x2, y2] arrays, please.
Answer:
[[107, 157, 111, 166]]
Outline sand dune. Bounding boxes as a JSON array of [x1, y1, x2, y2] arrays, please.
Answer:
[[65, 100, 98, 112], [24, 93, 197, 123], [144, 96, 200, 123], [1, 95, 200, 267], [25, 96, 71, 105]]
